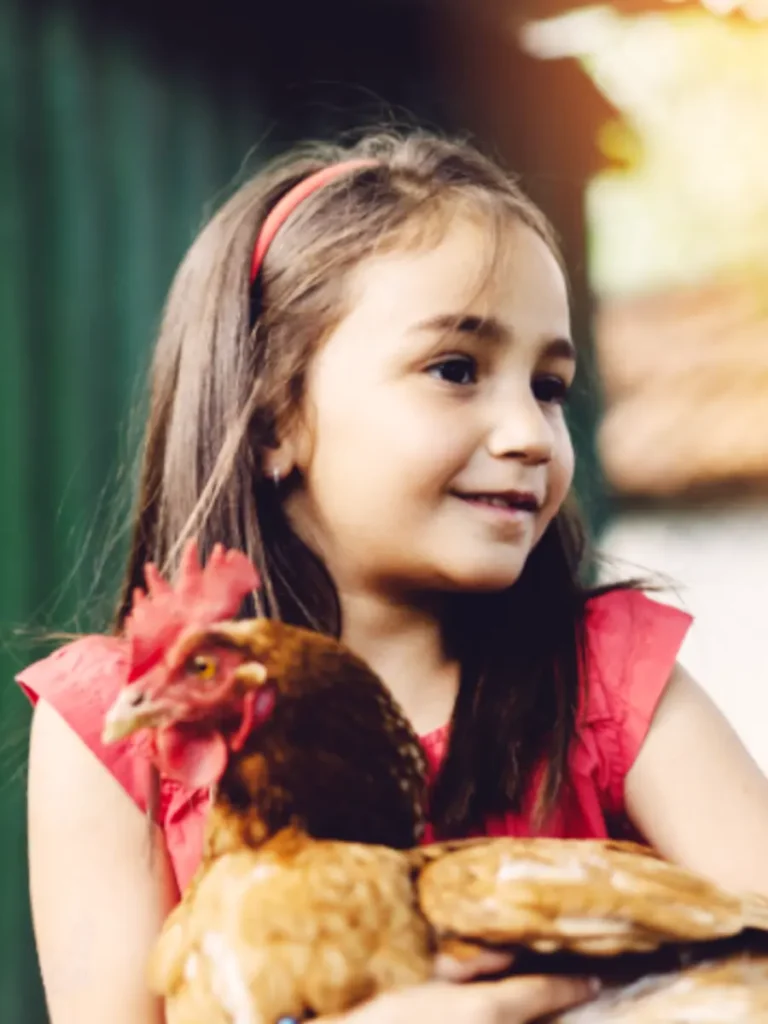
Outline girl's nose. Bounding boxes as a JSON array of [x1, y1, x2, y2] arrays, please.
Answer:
[[485, 394, 554, 465]]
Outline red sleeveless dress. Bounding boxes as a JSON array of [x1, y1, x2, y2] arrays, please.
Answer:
[[17, 589, 691, 894]]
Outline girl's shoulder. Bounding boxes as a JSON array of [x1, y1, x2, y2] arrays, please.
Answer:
[[17, 633, 128, 725], [16, 635, 152, 813], [578, 588, 693, 815], [583, 587, 692, 712]]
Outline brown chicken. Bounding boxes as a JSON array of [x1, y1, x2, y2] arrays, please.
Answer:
[[103, 541, 434, 1023], [103, 541, 768, 1023]]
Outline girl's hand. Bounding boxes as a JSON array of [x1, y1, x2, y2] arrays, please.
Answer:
[[324, 970, 599, 1024], [325, 950, 602, 1024]]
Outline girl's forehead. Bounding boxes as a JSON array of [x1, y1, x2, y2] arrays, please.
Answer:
[[341, 212, 570, 332]]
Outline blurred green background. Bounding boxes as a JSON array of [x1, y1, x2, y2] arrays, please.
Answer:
[[0, 0, 614, 1019]]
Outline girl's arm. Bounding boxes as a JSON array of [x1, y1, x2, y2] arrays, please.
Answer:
[[625, 663, 768, 896], [28, 700, 178, 1024]]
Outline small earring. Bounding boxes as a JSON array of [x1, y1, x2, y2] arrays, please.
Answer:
[[272, 467, 282, 486]]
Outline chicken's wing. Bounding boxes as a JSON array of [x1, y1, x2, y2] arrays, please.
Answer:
[[417, 838, 758, 957]]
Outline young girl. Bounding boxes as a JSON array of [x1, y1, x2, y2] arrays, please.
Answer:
[[20, 132, 768, 1024]]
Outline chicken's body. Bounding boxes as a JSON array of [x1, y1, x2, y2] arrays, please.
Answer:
[[151, 830, 432, 1024], [198, 619, 427, 859]]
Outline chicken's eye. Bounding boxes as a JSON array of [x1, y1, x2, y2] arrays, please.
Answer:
[[189, 654, 217, 680]]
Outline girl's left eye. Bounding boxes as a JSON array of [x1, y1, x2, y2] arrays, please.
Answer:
[[426, 355, 478, 386], [533, 375, 571, 405]]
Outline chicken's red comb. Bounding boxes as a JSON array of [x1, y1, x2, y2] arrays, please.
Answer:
[[124, 540, 260, 681]]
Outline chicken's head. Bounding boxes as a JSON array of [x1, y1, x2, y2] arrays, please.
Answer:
[[102, 542, 429, 849], [102, 539, 266, 789]]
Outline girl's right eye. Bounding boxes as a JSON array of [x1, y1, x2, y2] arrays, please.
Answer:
[[426, 355, 478, 386]]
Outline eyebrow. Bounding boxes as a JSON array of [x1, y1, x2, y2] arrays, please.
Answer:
[[413, 313, 576, 362]]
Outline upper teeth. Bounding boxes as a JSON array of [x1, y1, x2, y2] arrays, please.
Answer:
[[474, 495, 528, 508]]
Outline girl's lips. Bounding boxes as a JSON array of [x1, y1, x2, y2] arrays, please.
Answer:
[[453, 491, 541, 513], [452, 492, 540, 527]]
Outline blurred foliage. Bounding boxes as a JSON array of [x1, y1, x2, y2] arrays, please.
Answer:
[[525, 5, 768, 296]]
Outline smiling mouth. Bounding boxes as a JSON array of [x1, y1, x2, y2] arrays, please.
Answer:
[[454, 492, 540, 513]]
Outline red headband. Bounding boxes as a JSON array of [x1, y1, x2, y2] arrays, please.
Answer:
[[249, 159, 378, 285]]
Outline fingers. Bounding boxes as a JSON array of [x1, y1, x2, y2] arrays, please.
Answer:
[[434, 948, 516, 983], [480, 974, 601, 1020]]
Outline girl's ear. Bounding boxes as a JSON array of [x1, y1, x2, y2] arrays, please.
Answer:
[[262, 408, 314, 483], [261, 441, 295, 484]]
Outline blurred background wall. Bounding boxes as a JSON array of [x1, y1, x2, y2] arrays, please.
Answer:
[[2, 0, 766, 1020]]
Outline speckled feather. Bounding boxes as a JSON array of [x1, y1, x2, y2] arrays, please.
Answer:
[[416, 838, 766, 957], [150, 829, 433, 1024]]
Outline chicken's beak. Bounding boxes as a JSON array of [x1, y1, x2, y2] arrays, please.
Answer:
[[102, 684, 168, 744]]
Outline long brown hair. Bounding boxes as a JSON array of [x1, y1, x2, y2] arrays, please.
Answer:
[[116, 130, 627, 836]]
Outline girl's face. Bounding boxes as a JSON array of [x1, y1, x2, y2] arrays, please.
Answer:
[[282, 212, 576, 596]]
